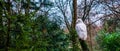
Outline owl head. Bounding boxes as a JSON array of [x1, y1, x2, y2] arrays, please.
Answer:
[[76, 19, 83, 23]]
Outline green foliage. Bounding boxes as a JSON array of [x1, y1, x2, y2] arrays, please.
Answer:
[[7, 14, 71, 51], [96, 30, 120, 51], [0, 0, 71, 50]]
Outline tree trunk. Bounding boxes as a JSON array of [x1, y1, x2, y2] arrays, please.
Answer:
[[72, 0, 89, 51], [71, 0, 78, 50], [79, 39, 89, 51]]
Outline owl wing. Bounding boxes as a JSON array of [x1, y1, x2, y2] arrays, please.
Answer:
[[75, 24, 82, 34], [75, 23, 87, 40], [76, 23, 86, 32]]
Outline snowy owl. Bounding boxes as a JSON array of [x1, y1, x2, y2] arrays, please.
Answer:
[[75, 19, 87, 40]]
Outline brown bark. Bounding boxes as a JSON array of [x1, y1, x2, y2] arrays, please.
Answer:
[[71, 0, 78, 50], [72, 0, 77, 29]]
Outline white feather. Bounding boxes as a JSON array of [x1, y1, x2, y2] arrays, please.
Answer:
[[75, 19, 87, 40]]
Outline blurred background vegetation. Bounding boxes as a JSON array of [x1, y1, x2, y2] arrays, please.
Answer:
[[0, 0, 71, 51]]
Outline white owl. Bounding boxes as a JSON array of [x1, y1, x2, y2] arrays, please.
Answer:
[[75, 19, 87, 40]]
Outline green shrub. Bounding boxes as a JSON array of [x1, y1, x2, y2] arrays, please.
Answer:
[[96, 31, 120, 51]]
